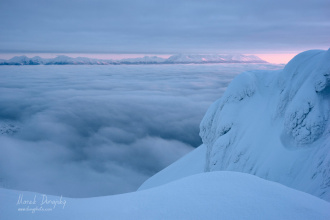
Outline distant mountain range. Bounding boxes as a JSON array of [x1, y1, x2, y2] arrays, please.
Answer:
[[0, 54, 267, 65]]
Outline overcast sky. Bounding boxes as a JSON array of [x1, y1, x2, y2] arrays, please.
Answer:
[[0, 0, 329, 54]]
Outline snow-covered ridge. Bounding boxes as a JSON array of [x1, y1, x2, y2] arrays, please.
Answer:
[[139, 49, 330, 202], [2, 172, 330, 220], [0, 54, 267, 65], [199, 49, 330, 201]]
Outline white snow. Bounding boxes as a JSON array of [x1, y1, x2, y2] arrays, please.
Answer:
[[1, 172, 329, 220], [200, 49, 330, 201], [138, 144, 206, 190], [139, 50, 330, 201]]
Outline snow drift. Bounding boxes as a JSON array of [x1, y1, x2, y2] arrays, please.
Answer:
[[199, 49, 330, 201], [138, 144, 206, 190], [1, 172, 330, 220]]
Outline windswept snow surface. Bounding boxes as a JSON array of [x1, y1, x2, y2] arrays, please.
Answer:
[[200, 49, 330, 201], [1, 172, 329, 220], [138, 144, 206, 190]]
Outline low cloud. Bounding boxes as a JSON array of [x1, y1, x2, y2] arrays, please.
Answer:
[[0, 63, 282, 197]]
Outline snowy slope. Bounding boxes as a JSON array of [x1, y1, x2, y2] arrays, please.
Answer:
[[1, 172, 330, 220], [138, 144, 206, 190], [200, 49, 330, 201]]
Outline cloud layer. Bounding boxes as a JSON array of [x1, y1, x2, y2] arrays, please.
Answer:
[[0, 64, 282, 197]]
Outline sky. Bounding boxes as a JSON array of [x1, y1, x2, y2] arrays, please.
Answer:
[[0, 63, 283, 197], [0, 0, 329, 58]]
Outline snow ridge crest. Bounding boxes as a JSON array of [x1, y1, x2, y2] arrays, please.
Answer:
[[200, 49, 330, 201]]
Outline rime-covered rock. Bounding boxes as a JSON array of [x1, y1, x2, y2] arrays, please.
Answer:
[[200, 49, 330, 201]]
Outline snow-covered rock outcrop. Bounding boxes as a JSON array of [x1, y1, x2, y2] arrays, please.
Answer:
[[200, 49, 330, 201]]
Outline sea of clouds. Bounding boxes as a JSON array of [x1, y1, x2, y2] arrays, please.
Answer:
[[0, 63, 282, 197]]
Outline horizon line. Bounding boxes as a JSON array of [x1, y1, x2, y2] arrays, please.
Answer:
[[0, 52, 300, 64]]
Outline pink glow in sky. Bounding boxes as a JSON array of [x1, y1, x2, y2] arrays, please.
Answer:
[[0, 53, 298, 64], [255, 54, 298, 64]]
